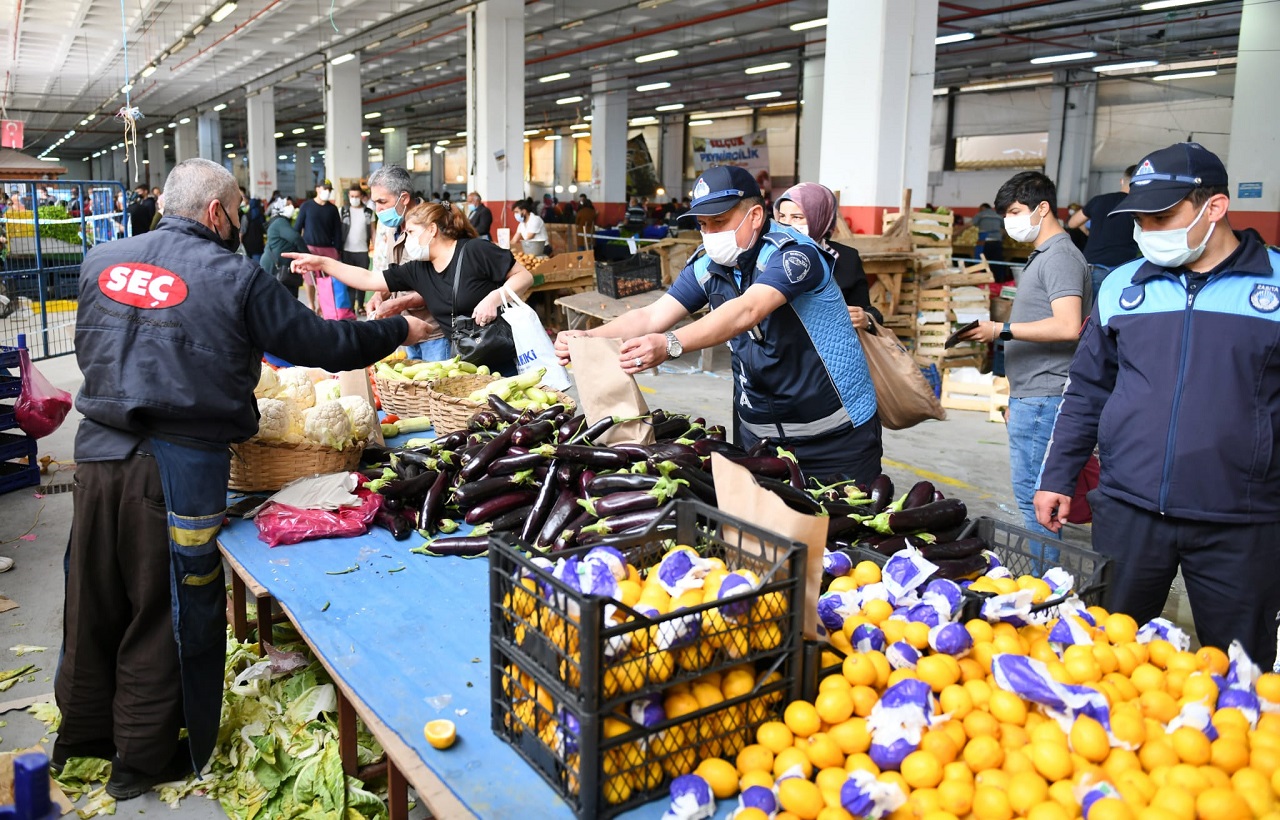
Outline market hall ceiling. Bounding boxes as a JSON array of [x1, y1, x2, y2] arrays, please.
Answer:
[[2, 0, 1244, 159]]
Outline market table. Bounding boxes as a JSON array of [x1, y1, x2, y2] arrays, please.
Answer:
[[218, 478, 744, 819]]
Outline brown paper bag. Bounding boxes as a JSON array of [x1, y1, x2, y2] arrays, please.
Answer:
[[566, 336, 655, 446], [858, 322, 946, 430], [710, 453, 827, 640]]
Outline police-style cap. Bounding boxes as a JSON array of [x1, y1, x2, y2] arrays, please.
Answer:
[[1110, 142, 1228, 215], [678, 165, 761, 225]]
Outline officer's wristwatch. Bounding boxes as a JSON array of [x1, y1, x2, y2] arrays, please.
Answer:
[[664, 331, 683, 359], [999, 322, 1014, 342]]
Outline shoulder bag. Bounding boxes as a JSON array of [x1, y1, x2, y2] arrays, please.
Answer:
[[449, 240, 516, 370]]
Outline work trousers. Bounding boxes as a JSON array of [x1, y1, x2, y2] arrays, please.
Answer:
[[1090, 489, 1280, 671], [55, 454, 185, 774]]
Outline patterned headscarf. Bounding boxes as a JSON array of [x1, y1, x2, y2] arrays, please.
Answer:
[[774, 182, 839, 246]]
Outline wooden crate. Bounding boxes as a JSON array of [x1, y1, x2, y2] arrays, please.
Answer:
[[940, 372, 1010, 422], [882, 210, 956, 248], [920, 256, 996, 289], [534, 249, 594, 283], [643, 236, 701, 285], [916, 285, 990, 318]]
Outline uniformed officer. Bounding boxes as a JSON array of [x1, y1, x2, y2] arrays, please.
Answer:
[[555, 165, 881, 483], [54, 158, 431, 799]]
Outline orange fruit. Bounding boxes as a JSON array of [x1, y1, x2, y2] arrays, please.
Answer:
[[1193, 787, 1252, 820], [901, 750, 945, 789], [695, 757, 740, 798], [844, 752, 879, 775], [1170, 727, 1211, 766], [851, 685, 879, 718], [964, 678, 993, 709], [1150, 786, 1196, 820], [971, 785, 1013, 820], [736, 744, 775, 775], [937, 778, 974, 815], [1139, 739, 1180, 773], [1069, 715, 1111, 763], [1258, 673, 1280, 705], [852, 561, 881, 587], [777, 777, 825, 820], [814, 689, 855, 725], [1208, 737, 1249, 774], [828, 718, 871, 755], [999, 724, 1030, 751], [784, 701, 822, 738], [917, 654, 961, 693], [1104, 612, 1139, 644], [963, 735, 1005, 772], [802, 733, 845, 771], [1139, 690, 1179, 724], [1147, 639, 1176, 669], [1001, 748, 1035, 776], [905, 621, 932, 650], [1194, 646, 1229, 676], [758, 721, 795, 754], [1111, 703, 1148, 748], [1007, 771, 1049, 815], [773, 746, 814, 780], [842, 653, 879, 687]]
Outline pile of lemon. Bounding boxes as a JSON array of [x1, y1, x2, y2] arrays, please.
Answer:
[[683, 559, 1280, 820]]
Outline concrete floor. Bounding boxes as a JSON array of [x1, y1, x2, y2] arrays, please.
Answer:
[[0, 349, 1195, 817]]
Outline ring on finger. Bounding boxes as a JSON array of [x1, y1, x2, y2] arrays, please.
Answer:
[[633, 357, 642, 368]]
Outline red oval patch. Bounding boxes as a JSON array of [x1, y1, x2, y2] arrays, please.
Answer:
[[97, 263, 189, 309]]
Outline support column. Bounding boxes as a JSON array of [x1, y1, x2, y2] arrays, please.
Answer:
[[556, 135, 575, 196], [198, 111, 223, 163], [1226, 0, 1280, 244], [296, 145, 314, 198], [799, 51, 824, 183], [591, 75, 629, 227], [1045, 70, 1096, 212], [146, 133, 168, 188], [384, 127, 407, 173], [466, 0, 524, 241], [819, 0, 937, 233], [326, 57, 364, 189], [660, 115, 685, 199], [174, 120, 199, 163], [246, 89, 278, 202]]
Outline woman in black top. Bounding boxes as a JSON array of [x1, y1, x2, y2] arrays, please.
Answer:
[[773, 183, 883, 331], [284, 203, 534, 366]]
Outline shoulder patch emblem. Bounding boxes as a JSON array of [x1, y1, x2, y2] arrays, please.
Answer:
[[1118, 284, 1145, 311], [1249, 283, 1280, 313], [781, 249, 811, 284]]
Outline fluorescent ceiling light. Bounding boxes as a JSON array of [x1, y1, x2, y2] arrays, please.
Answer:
[[1030, 51, 1097, 65], [745, 91, 781, 100], [765, 100, 795, 107], [210, 1, 237, 23], [178, 117, 191, 124], [40, 157, 60, 162], [637, 82, 671, 92], [960, 74, 1053, 92], [331, 53, 356, 66], [935, 32, 975, 45], [545, 135, 562, 141], [569, 123, 590, 130], [1093, 60, 1159, 72], [121, 83, 133, 94], [213, 102, 227, 111], [169, 37, 190, 55], [379, 127, 395, 133], [688, 107, 752, 118], [312, 124, 324, 130], [638, 0, 676, 8], [655, 103, 685, 111], [745, 62, 791, 75], [540, 72, 570, 83], [141, 65, 157, 78], [291, 127, 305, 134], [226, 153, 235, 158], [572, 132, 591, 139], [1141, 0, 1212, 9], [437, 139, 450, 145], [278, 154, 287, 160], [790, 18, 826, 32], [556, 95, 584, 105], [273, 131, 284, 138], [523, 128, 543, 135], [636, 50, 679, 64], [584, 115, 592, 121], [933, 87, 950, 96], [629, 116, 658, 125], [456, 131, 468, 137], [296, 141, 308, 147], [191, 23, 207, 36], [223, 142, 233, 148], [1154, 70, 1217, 80], [560, 19, 584, 30], [397, 21, 431, 38], [360, 131, 370, 137], [364, 112, 382, 119], [688, 119, 712, 127], [455, 3, 477, 14]]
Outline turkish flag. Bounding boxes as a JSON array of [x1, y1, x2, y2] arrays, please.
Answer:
[[1, 120, 23, 150]]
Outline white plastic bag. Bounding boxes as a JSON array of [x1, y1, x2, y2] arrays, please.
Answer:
[[500, 287, 571, 391]]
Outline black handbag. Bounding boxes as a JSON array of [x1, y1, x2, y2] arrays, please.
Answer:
[[448, 241, 516, 371]]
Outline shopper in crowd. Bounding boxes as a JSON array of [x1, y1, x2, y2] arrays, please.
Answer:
[[128, 185, 155, 236], [512, 199, 549, 246], [555, 165, 881, 484], [262, 200, 308, 299], [340, 183, 375, 315], [958, 171, 1090, 548], [367, 165, 446, 360], [1035, 142, 1280, 669], [1068, 165, 1141, 304], [240, 198, 267, 263], [466, 191, 493, 240], [625, 196, 647, 231], [149, 194, 164, 232], [54, 157, 430, 801], [286, 202, 534, 374], [971, 202, 1006, 272], [294, 180, 350, 318], [773, 182, 883, 331], [575, 195, 597, 248]]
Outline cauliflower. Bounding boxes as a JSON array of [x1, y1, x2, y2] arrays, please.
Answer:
[[302, 400, 354, 450], [254, 367, 280, 399], [337, 395, 377, 443], [275, 368, 316, 410], [314, 378, 343, 404], [254, 397, 303, 443]]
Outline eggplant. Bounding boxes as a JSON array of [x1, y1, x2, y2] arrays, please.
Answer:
[[552, 509, 596, 552], [540, 444, 630, 471], [511, 420, 556, 448], [533, 404, 566, 423], [487, 394, 525, 423], [574, 415, 617, 444], [379, 470, 440, 503], [747, 439, 771, 457], [691, 438, 746, 458], [414, 535, 490, 558], [434, 430, 470, 451], [672, 465, 717, 505], [872, 534, 934, 557], [877, 498, 967, 536], [490, 504, 535, 533], [784, 455, 804, 490], [903, 481, 937, 510], [647, 442, 699, 462], [706, 425, 727, 441], [587, 490, 665, 518], [932, 552, 990, 580], [452, 474, 532, 507], [458, 422, 520, 483], [521, 459, 561, 544], [360, 444, 394, 466], [556, 415, 587, 443], [932, 490, 946, 503], [555, 460, 582, 485], [609, 442, 653, 461], [382, 495, 404, 512], [754, 475, 825, 514], [468, 410, 500, 431], [867, 474, 895, 514], [465, 490, 539, 525], [417, 469, 450, 534], [487, 452, 550, 476], [373, 508, 412, 540], [579, 507, 669, 537], [588, 473, 662, 495], [931, 522, 969, 544], [653, 416, 692, 441], [536, 486, 581, 549], [577, 469, 596, 497], [825, 515, 867, 540], [722, 456, 791, 478], [920, 537, 986, 562]]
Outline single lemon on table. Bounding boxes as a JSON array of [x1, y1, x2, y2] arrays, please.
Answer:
[[424, 719, 457, 750]]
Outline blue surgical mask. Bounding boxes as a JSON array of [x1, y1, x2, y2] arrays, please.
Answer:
[[515, 213, 525, 223], [377, 197, 406, 228]]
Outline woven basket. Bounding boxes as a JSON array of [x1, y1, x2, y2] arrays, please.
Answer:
[[229, 439, 364, 492], [426, 374, 577, 435], [372, 363, 435, 417]]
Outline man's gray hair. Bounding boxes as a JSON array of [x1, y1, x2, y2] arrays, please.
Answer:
[[368, 164, 413, 197], [163, 158, 239, 219]]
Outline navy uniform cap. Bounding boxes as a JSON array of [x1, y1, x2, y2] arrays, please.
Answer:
[[677, 165, 762, 226], [1110, 142, 1228, 215]]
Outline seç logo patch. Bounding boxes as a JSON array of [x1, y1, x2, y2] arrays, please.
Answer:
[[98, 263, 189, 309], [1249, 283, 1280, 314]]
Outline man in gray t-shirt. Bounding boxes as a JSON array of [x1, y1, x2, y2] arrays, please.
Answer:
[[958, 171, 1089, 543]]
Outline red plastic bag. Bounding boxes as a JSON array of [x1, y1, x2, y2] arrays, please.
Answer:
[[15, 347, 73, 439], [254, 488, 384, 547], [1068, 453, 1101, 524]]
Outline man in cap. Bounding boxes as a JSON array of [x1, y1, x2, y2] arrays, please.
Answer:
[[1034, 142, 1280, 669], [554, 165, 881, 484]]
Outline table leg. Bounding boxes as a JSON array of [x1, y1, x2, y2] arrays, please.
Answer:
[[230, 572, 248, 643], [255, 594, 274, 654], [388, 760, 409, 820], [338, 688, 359, 778]]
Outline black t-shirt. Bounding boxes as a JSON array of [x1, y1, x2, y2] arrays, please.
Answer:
[[295, 199, 342, 249], [828, 241, 883, 323], [382, 238, 515, 335], [1082, 191, 1139, 267]]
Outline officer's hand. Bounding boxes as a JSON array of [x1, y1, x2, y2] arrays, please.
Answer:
[[402, 315, 433, 346], [619, 334, 667, 375], [848, 306, 868, 331], [1034, 490, 1071, 533], [555, 330, 588, 367], [283, 252, 330, 275]]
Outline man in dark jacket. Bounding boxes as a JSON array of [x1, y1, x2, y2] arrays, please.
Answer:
[[1035, 142, 1280, 669], [53, 158, 430, 800], [466, 192, 493, 240], [127, 185, 155, 236]]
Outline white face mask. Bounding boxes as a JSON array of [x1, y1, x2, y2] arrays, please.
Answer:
[[280, 204, 296, 219], [1133, 200, 1215, 269], [701, 207, 757, 267], [404, 230, 433, 261], [1003, 208, 1043, 244], [318, 190, 331, 202], [787, 222, 810, 237], [350, 196, 361, 207]]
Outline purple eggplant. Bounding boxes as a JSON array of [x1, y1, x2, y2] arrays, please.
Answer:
[[578, 507, 669, 537], [867, 474, 895, 514], [417, 469, 450, 534], [932, 552, 990, 580], [555, 460, 581, 485], [870, 498, 967, 536], [903, 481, 936, 510], [487, 451, 550, 476], [468, 410, 500, 431], [722, 456, 791, 479], [609, 442, 653, 461], [413, 535, 490, 558], [754, 475, 825, 514], [452, 474, 534, 507], [537, 443, 630, 471], [465, 490, 539, 525], [577, 469, 596, 497], [556, 414, 587, 443], [583, 490, 664, 518], [510, 419, 556, 448], [672, 465, 717, 505], [573, 415, 618, 444], [587, 473, 662, 495], [692, 438, 746, 458], [521, 459, 561, 544], [932, 489, 946, 503], [653, 415, 692, 440], [826, 515, 866, 540], [873, 534, 934, 557], [374, 508, 413, 540], [920, 538, 985, 561], [536, 486, 581, 549], [378, 470, 440, 504], [457, 422, 520, 482], [552, 509, 596, 552], [486, 394, 525, 423]]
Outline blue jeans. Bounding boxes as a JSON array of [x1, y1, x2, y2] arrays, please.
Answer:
[[1089, 264, 1114, 307], [1007, 395, 1063, 563], [404, 337, 451, 362]]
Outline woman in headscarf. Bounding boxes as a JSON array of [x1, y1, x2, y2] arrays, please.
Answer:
[[773, 182, 883, 332]]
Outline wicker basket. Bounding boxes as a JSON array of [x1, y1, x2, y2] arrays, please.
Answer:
[[425, 375, 577, 435], [229, 439, 364, 492], [372, 363, 435, 417]]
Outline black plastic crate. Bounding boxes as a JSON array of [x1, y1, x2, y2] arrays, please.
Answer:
[[0, 432, 38, 494], [594, 255, 662, 299], [490, 500, 805, 713], [0, 402, 14, 429], [958, 516, 1110, 608], [493, 640, 793, 819], [0, 343, 19, 401]]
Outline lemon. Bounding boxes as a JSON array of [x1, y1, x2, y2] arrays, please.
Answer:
[[917, 654, 962, 693], [784, 700, 822, 738], [1069, 715, 1111, 763], [1194, 787, 1252, 820], [1007, 770, 1049, 815], [829, 717, 871, 755], [774, 746, 814, 780], [1170, 726, 1211, 766], [695, 757, 739, 799], [815, 688, 855, 725], [424, 719, 457, 750], [963, 735, 1005, 772], [736, 743, 775, 775], [757, 721, 794, 754], [1029, 740, 1074, 781], [988, 689, 1028, 726], [853, 560, 881, 587], [901, 749, 944, 789], [971, 785, 1014, 820], [842, 652, 879, 687], [937, 777, 974, 815], [1103, 612, 1139, 644], [777, 777, 825, 820]]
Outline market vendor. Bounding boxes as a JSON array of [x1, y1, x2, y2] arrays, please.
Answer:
[[55, 158, 432, 800], [554, 165, 881, 484], [1033, 142, 1280, 669]]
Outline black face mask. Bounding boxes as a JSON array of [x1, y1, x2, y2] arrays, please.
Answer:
[[218, 203, 241, 253]]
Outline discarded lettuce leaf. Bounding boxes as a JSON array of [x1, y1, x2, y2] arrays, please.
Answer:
[[0, 663, 35, 683], [27, 700, 61, 730], [9, 644, 47, 656]]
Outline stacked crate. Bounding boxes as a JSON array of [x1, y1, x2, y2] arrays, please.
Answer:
[[0, 342, 40, 493], [882, 209, 956, 266], [913, 284, 992, 370]]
